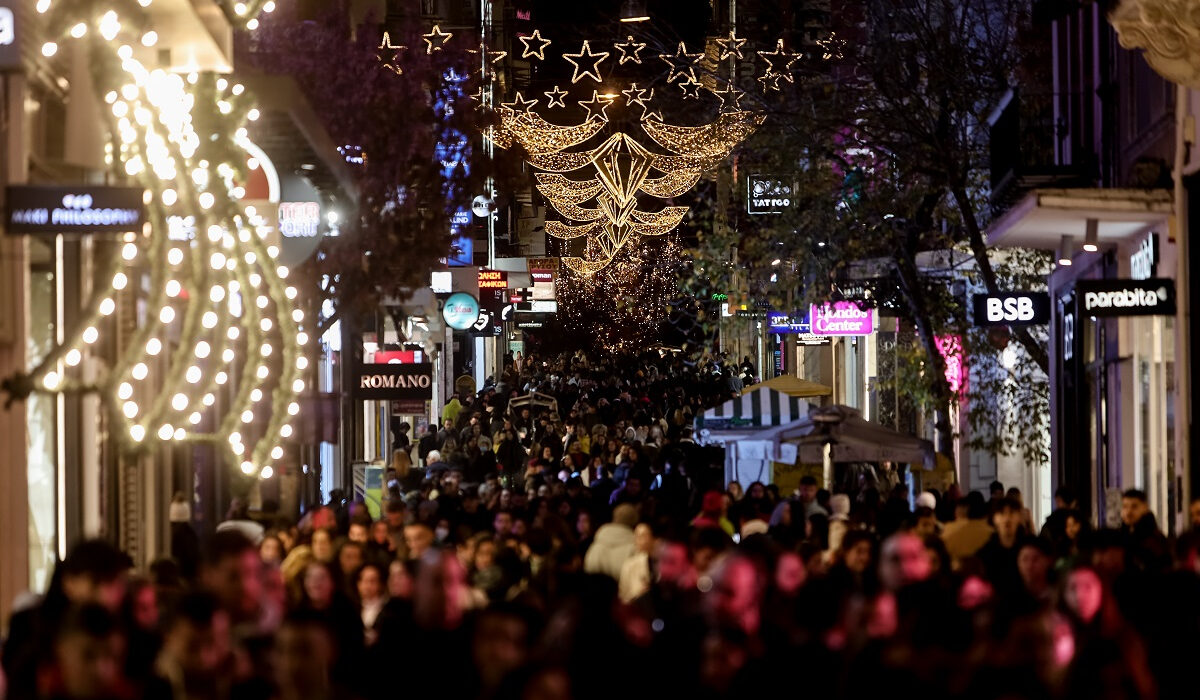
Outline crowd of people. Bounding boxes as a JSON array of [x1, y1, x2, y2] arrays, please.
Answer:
[[4, 350, 1200, 700]]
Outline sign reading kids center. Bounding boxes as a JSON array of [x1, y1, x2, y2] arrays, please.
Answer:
[[809, 301, 875, 336]]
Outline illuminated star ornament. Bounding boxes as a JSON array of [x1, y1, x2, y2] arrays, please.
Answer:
[[621, 83, 653, 116], [679, 78, 702, 100], [503, 91, 539, 112], [659, 42, 703, 84], [711, 82, 745, 111], [544, 85, 569, 109], [377, 31, 406, 74], [468, 43, 508, 64], [423, 24, 453, 54], [563, 40, 610, 84], [613, 35, 647, 65], [519, 29, 552, 61], [714, 30, 747, 60], [757, 39, 800, 87], [579, 90, 614, 122], [6, 0, 309, 481]]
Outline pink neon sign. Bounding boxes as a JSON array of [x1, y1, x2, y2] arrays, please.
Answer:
[[935, 334, 967, 397], [809, 301, 875, 335]]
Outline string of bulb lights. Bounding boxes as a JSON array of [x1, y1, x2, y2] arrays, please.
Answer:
[[20, 0, 301, 480]]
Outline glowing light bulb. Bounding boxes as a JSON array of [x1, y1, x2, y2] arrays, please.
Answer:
[[158, 424, 174, 440], [297, 332, 309, 345], [83, 326, 99, 344], [159, 306, 175, 324], [292, 379, 305, 392], [130, 425, 145, 442], [207, 225, 223, 242], [241, 410, 254, 423], [141, 31, 157, 47], [270, 446, 284, 460], [185, 366, 202, 383], [113, 273, 128, 290], [215, 371, 228, 385], [264, 1, 276, 11], [296, 356, 308, 370], [202, 312, 218, 329], [260, 466, 274, 479], [167, 248, 183, 265], [240, 461, 255, 474], [232, 442, 245, 455], [188, 412, 202, 425], [65, 349, 82, 366], [222, 348, 235, 363], [161, 189, 177, 206], [260, 318, 272, 332], [70, 23, 87, 38], [122, 242, 138, 260], [246, 18, 259, 30], [99, 298, 115, 316], [280, 424, 293, 438], [132, 363, 149, 380], [195, 341, 211, 358], [209, 286, 225, 303], [43, 371, 60, 389], [165, 280, 181, 296], [260, 344, 273, 357], [229, 432, 241, 445], [171, 393, 188, 411], [227, 327, 239, 340], [285, 287, 298, 300], [41, 42, 57, 58], [292, 309, 305, 323], [146, 338, 162, 355], [256, 366, 269, 379], [277, 266, 289, 278], [173, 428, 186, 441], [99, 12, 120, 41], [123, 402, 138, 418], [287, 402, 300, 416], [250, 388, 263, 402], [118, 382, 133, 400], [202, 393, 215, 406], [267, 246, 279, 259], [210, 253, 226, 269], [256, 296, 269, 309], [248, 108, 261, 121], [249, 273, 262, 288], [36, 0, 51, 13], [198, 192, 215, 209]]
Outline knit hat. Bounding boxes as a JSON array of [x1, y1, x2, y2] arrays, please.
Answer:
[[916, 491, 937, 509], [829, 494, 851, 521]]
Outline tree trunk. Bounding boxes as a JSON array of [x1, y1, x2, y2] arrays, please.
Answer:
[[892, 248, 955, 456], [951, 186, 1050, 374]]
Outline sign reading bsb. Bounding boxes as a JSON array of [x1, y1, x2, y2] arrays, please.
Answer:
[[971, 293, 1051, 327]]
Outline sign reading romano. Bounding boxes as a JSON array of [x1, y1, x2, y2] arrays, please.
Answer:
[[1076, 278, 1176, 317], [972, 292, 1051, 327], [7, 186, 146, 235], [354, 363, 434, 401]]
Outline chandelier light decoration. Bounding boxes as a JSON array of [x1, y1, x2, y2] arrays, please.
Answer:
[[12, 0, 301, 480]]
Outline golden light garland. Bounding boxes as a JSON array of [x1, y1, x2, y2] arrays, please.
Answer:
[[19, 1, 306, 480]]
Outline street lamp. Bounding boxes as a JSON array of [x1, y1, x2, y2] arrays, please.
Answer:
[[1057, 235, 1074, 267], [620, 0, 649, 22]]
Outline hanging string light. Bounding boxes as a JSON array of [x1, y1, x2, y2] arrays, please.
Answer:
[[14, 1, 305, 481]]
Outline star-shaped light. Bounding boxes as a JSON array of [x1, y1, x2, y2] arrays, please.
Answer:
[[422, 25, 453, 54], [714, 30, 747, 60], [658, 42, 703, 84], [502, 91, 539, 113], [710, 82, 745, 111], [579, 90, 614, 121], [518, 29, 553, 60], [377, 31, 406, 73], [679, 77, 702, 100], [563, 40, 609, 84], [621, 83, 652, 113], [544, 85, 568, 109], [757, 39, 800, 84], [640, 107, 664, 122], [614, 35, 647, 65], [757, 71, 782, 93], [467, 85, 486, 110], [468, 43, 508, 64]]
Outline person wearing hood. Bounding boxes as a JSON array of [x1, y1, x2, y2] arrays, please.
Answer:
[[583, 504, 640, 579]]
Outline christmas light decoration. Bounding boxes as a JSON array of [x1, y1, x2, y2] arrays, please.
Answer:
[[710, 82, 746, 112], [658, 42, 703, 84], [518, 29, 552, 61], [678, 77, 703, 100], [757, 38, 800, 87], [544, 85, 569, 109], [621, 83, 653, 116], [613, 35, 647, 64], [422, 25, 453, 54], [502, 91, 539, 112], [467, 43, 508, 64], [9, 1, 308, 481], [562, 40, 609, 84], [377, 31, 406, 74], [578, 90, 615, 122], [714, 30, 747, 60]]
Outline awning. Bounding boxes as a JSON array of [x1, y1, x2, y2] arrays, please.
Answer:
[[699, 385, 811, 430], [775, 405, 934, 469], [741, 374, 832, 399], [986, 188, 1171, 249]]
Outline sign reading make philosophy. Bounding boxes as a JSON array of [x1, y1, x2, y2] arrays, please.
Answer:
[[6, 186, 146, 235], [972, 292, 1051, 327], [809, 301, 875, 335], [1076, 278, 1176, 317], [353, 363, 434, 401]]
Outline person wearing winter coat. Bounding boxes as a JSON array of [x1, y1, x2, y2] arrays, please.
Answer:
[[583, 504, 639, 579]]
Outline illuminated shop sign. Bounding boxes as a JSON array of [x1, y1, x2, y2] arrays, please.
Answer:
[[971, 292, 1051, 327], [1076, 279, 1176, 317], [278, 201, 320, 238], [747, 174, 796, 215], [478, 269, 508, 289], [442, 292, 481, 330], [809, 301, 875, 335], [6, 186, 146, 235], [353, 363, 434, 401], [767, 311, 810, 334], [1130, 234, 1158, 280]]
